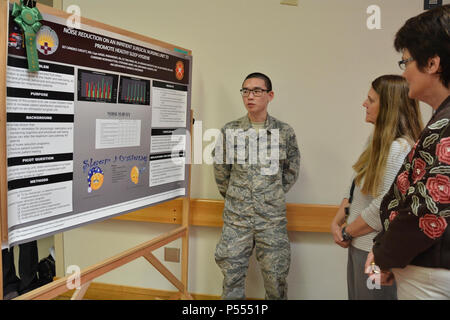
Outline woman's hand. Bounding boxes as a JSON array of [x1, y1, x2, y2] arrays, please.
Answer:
[[331, 198, 351, 248], [331, 222, 351, 248], [364, 250, 395, 286]]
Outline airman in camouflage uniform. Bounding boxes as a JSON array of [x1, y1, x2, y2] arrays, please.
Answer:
[[213, 73, 300, 300]]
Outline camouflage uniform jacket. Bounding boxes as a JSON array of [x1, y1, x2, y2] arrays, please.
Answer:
[[213, 114, 300, 229]]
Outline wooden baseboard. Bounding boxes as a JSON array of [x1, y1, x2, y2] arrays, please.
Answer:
[[56, 281, 222, 300], [113, 198, 337, 233]]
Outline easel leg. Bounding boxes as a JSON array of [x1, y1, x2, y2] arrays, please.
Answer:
[[181, 198, 189, 298], [180, 111, 193, 300], [0, 237, 3, 301]]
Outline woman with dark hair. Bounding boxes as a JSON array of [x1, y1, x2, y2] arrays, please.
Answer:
[[366, 5, 450, 300], [331, 75, 423, 300]]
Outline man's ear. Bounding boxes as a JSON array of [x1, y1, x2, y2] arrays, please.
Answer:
[[427, 55, 441, 74], [268, 91, 274, 102]]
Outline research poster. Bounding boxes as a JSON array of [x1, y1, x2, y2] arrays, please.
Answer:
[[4, 7, 192, 246]]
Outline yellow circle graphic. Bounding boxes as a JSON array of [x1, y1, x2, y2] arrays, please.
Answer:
[[90, 172, 104, 190], [130, 166, 139, 184]]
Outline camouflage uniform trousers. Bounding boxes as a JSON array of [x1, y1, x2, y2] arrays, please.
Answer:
[[215, 222, 291, 300]]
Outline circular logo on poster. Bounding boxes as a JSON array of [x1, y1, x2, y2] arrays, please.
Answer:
[[36, 26, 59, 55], [175, 61, 184, 80]]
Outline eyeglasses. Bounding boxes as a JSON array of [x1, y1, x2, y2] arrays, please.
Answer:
[[398, 57, 414, 70], [240, 88, 270, 97]]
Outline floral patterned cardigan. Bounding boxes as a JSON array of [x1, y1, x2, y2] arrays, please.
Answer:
[[373, 96, 450, 270]]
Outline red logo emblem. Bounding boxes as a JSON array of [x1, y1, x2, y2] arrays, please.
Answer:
[[175, 61, 184, 80]]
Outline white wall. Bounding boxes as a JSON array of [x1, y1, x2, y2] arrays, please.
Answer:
[[59, 0, 437, 299]]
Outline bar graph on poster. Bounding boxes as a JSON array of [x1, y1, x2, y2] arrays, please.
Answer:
[[1, 4, 192, 247], [119, 76, 150, 105], [78, 70, 117, 103]]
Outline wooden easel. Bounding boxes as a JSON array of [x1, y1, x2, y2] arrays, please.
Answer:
[[17, 221, 192, 300], [9, 113, 193, 300], [0, 0, 193, 300]]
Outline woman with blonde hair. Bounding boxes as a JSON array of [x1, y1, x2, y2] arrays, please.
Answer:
[[331, 74, 423, 299]]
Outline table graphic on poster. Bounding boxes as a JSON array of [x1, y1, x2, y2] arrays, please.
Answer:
[[4, 7, 192, 246], [95, 119, 141, 149], [119, 76, 150, 105]]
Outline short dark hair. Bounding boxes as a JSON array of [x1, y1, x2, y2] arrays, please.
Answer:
[[243, 72, 272, 91], [394, 4, 450, 87]]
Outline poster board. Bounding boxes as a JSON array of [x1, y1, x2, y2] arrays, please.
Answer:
[[0, 0, 192, 248]]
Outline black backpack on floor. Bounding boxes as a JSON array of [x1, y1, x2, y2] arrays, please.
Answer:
[[38, 254, 56, 285]]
